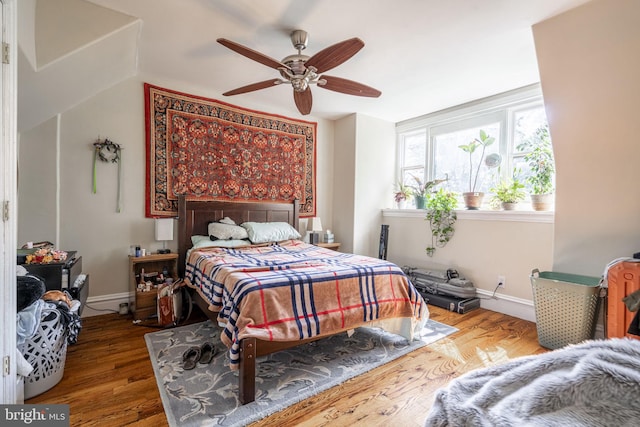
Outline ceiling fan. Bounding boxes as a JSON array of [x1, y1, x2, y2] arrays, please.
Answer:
[[217, 30, 381, 115]]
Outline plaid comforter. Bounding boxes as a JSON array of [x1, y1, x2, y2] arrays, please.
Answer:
[[184, 240, 427, 369]]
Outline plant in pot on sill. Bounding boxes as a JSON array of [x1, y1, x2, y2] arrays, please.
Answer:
[[393, 182, 412, 209], [458, 129, 496, 210], [517, 124, 555, 211], [425, 187, 458, 257], [410, 174, 448, 209], [489, 169, 526, 210]]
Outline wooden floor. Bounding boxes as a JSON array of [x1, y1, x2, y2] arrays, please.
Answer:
[[26, 305, 547, 426]]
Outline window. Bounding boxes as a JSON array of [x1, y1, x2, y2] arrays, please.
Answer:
[[396, 84, 553, 210]]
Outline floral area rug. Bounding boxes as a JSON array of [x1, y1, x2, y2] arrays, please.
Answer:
[[145, 318, 457, 427]]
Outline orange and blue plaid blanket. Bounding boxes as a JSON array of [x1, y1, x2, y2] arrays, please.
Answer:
[[184, 240, 427, 369]]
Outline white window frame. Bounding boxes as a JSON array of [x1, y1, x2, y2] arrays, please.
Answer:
[[396, 84, 551, 212]]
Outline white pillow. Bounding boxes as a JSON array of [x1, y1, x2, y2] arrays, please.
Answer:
[[241, 222, 301, 244], [208, 222, 249, 240], [191, 235, 250, 249], [218, 216, 236, 225], [191, 235, 210, 246]]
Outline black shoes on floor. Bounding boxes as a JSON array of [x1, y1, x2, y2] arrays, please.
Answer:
[[182, 341, 218, 370]]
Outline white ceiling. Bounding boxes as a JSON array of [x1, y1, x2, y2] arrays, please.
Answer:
[[30, 0, 592, 125]]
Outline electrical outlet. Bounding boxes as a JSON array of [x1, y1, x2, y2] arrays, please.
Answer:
[[497, 275, 506, 288]]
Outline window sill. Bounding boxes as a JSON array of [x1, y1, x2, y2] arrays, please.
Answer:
[[382, 208, 554, 223]]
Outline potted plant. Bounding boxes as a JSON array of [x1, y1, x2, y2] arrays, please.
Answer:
[[458, 129, 496, 209], [425, 188, 458, 256], [393, 182, 412, 209], [517, 124, 555, 211], [489, 169, 526, 210], [409, 175, 447, 209]]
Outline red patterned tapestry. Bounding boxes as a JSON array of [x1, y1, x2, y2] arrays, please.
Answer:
[[144, 83, 317, 218]]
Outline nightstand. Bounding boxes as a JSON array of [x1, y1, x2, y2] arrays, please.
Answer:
[[129, 253, 178, 321], [316, 242, 341, 251]]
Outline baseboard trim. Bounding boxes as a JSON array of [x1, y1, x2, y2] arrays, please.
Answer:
[[476, 290, 606, 338], [82, 291, 132, 317], [86, 289, 536, 323], [476, 289, 536, 322]]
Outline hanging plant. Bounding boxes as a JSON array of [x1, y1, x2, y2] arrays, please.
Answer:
[[425, 188, 458, 257]]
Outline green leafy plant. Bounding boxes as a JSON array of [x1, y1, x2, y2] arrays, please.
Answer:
[[517, 124, 555, 195], [409, 175, 447, 198], [490, 169, 526, 208], [409, 175, 448, 209], [458, 130, 496, 193], [425, 188, 458, 256], [393, 182, 412, 203]]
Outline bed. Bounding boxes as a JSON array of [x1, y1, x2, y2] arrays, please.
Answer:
[[177, 195, 427, 404]]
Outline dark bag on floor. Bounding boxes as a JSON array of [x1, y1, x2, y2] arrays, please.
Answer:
[[157, 279, 192, 327]]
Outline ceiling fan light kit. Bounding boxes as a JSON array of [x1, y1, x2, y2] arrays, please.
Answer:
[[217, 29, 381, 115]]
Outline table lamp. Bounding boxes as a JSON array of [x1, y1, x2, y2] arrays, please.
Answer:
[[155, 218, 174, 254]]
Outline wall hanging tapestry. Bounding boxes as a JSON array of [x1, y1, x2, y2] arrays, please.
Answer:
[[144, 83, 317, 218]]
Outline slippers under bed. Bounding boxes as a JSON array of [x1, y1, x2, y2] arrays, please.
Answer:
[[182, 342, 218, 370]]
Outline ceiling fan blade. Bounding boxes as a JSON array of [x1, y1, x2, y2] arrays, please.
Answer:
[[293, 88, 312, 115], [318, 75, 381, 98], [305, 38, 365, 74], [222, 79, 281, 96], [217, 38, 291, 71]]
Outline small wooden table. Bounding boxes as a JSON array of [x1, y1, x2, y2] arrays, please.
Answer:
[[129, 253, 178, 321], [315, 242, 341, 251]]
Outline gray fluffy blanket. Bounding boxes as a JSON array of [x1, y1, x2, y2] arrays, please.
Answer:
[[425, 338, 640, 427]]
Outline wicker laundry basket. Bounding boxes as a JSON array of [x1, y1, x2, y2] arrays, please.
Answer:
[[19, 305, 68, 399], [530, 268, 602, 349]]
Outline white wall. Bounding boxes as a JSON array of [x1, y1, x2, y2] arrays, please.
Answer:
[[533, 0, 640, 276], [18, 75, 336, 310], [353, 115, 396, 257], [382, 212, 553, 302], [332, 115, 357, 253], [17, 116, 57, 244], [332, 114, 396, 258]]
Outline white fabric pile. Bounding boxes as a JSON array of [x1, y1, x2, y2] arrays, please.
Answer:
[[425, 338, 640, 427]]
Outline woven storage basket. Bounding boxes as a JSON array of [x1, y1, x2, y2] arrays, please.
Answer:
[[530, 268, 601, 349], [19, 306, 68, 399]]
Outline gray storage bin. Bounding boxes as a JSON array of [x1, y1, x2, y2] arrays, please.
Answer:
[[530, 268, 601, 349]]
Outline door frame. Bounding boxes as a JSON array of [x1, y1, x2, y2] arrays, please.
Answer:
[[1, 0, 18, 404]]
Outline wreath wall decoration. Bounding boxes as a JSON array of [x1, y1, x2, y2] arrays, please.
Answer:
[[92, 138, 123, 213]]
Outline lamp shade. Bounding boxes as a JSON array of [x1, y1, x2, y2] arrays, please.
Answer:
[[155, 218, 174, 241], [307, 217, 323, 232]]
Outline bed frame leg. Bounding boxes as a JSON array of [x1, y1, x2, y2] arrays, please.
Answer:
[[239, 338, 256, 404]]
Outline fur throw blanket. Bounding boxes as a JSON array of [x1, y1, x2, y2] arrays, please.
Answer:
[[425, 338, 640, 427]]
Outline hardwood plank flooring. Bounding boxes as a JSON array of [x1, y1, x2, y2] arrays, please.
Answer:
[[26, 306, 546, 426]]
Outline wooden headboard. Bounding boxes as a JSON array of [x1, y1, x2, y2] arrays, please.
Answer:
[[177, 195, 300, 277]]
